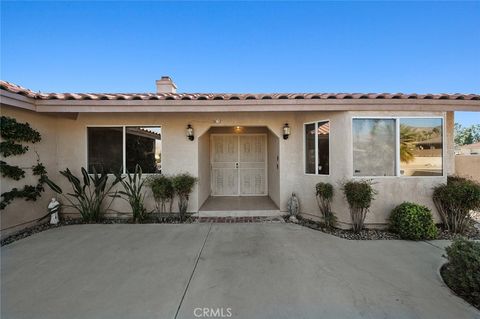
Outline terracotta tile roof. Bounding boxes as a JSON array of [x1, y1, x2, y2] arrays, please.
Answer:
[[1, 80, 479, 101]]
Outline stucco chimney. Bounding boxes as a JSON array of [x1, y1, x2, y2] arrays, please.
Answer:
[[156, 76, 177, 93]]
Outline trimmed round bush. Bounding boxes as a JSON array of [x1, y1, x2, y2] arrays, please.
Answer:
[[389, 202, 438, 240], [442, 238, 480, 308]]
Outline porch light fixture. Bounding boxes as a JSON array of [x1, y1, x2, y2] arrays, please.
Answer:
[[186, 124, 194, 141], [283, 123, 291, 140]]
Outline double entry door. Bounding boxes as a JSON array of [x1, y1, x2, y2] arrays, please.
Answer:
[[211, 134, 267, 196]]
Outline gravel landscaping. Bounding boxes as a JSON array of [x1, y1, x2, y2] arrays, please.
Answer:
[[291, 215, 480, 240], [3, 211, 479, 247]]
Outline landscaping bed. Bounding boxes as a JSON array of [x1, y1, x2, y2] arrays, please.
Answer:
[[290, 215, 480, 241]]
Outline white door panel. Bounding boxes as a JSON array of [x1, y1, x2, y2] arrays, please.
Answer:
[[211, 134, 266, 196]]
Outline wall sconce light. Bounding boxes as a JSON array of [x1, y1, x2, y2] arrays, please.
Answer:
[[283, 123, 291, 140], [186, 124, 194, 141]]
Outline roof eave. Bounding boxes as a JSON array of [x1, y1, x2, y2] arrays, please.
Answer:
[[1, 89, 479, 112]]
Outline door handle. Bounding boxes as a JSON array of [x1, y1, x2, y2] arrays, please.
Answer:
[[235, 162, 239, 169]]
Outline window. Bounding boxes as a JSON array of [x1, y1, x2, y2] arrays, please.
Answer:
[[304, 120, 330, 175], [87, 126, 161, 174], [352, 117, 443, 177], [400, 118, 443, 176], [88, 127, 123, 173], [353, 119, 396, 176]]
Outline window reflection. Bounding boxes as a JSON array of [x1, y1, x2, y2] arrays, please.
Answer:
[[126, 127, 162, 173], [353, 119, 396, 176], [400, 118, 442, 176]]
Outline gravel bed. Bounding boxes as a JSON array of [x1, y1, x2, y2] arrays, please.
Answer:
[[291, 216, 400, 240], [1, 223, 63, 246], [289, 216, 480, 240]]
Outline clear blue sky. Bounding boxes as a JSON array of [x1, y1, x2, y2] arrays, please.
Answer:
[[1, 1, 479, 126]]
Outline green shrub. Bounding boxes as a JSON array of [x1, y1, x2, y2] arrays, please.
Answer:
[[115, 164, 149, 223], [433, 176, 480, 234], [172, 173, 197, 221], [442, 238, 480, 308], [341, 179, 376, 232], [45, 167, 121, 222], [147, 174, 174, 213], [315, 182, 336, 228], [389, 202, 437, 240]]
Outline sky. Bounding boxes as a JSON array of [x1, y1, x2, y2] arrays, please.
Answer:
[[1, 1, 479, 126]]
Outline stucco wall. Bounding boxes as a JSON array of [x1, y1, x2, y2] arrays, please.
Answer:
[[1, 107, 452, 233], [0, 106, 60, 238], [267, 129, 280, 207], [197, 132, 210, 209], [289, 111, 447, 227], [455, 155, 480, 182]]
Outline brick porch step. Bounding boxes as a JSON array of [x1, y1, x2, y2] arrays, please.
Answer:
[[194, 216, 285, 223]]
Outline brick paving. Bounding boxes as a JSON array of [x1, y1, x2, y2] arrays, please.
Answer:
[[194, 216, 285, 223]]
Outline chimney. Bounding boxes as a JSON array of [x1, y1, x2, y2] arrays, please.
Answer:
[[156, 76, 177, 93]]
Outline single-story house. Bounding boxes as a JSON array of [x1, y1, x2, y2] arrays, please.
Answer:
[[1, 77, 479, 237]]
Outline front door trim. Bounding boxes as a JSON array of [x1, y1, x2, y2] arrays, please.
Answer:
[[210, 133, 267, 196]]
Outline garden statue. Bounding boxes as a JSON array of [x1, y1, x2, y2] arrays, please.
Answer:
[[287, 192, 300, 223], [48, 198, 60, 225]]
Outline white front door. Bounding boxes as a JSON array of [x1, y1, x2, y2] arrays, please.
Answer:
[[211, 134, 267, 196]]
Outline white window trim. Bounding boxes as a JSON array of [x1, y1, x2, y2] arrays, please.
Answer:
[[303, 119, 331, 176], [351, 116, 446, 178], [86, 125, 162, 175]]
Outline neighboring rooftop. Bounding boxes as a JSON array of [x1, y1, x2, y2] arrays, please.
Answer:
[[460, 142, 480, 149], [1, 80, 479, 101]]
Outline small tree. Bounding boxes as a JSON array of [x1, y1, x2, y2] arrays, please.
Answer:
[[315, 182, 336, 228], [341, 179, 377, 232], [433, 176, 480, 234], [147, 174, 174, 213], [172, 173, 197, 221]]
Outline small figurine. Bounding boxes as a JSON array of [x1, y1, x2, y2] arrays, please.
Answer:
[[287, 192, 300, 223], [48, 198, 60, 225]]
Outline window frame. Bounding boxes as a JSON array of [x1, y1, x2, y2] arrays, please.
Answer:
[[303, 119, 331, 176], [351, 116, 445, 178], [86, 125, 162, 175]]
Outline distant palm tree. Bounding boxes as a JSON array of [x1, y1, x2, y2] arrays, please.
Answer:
[[400, 125, 418, 163]]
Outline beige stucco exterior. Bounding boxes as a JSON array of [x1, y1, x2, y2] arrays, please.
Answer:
[[1, 104, 456, 235], [1, 84, 479, 237], [0, 106, 60, 237]]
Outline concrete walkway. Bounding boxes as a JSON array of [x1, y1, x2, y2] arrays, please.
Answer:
[[1, 224, 479, 319]]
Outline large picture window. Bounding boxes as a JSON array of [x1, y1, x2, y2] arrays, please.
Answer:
[[352, 117, 443, 177], [353, 119, 396, 176], [87, 126, 161, 174], [400, 118, 443, 176], [304, 120, 330, 175]]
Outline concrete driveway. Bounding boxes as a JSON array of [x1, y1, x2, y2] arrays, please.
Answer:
[[1, 223, 479, 319]]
